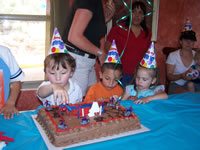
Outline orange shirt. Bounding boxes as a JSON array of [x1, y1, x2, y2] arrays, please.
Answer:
[[84, 82, 123, 102]]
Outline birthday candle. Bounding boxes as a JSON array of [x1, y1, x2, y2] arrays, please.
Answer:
[[77, 110, 79, 119], [99, 106, 102, 115], [82, 108, 84, 116], [102, 103, 104, 114]]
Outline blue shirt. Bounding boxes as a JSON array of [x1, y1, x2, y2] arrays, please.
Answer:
[[126, 84, 165, 99]]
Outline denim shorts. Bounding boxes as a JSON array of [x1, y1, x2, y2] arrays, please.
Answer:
[[168, 82, 188, 94]]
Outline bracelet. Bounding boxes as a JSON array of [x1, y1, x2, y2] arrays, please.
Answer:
[[97, 49, 103, 56]]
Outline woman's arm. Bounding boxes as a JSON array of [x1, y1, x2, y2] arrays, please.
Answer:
[[104, 40, 112, 53], [166, 64, 192, 81], [68, 9, 102, 56], [99, 37, 107, 65]]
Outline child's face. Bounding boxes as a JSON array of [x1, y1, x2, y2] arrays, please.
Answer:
[[46, 61, 73, 87], [100, 69, 121, 90], [135, 67, 156, 91]]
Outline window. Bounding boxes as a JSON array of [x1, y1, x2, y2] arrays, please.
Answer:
[[0, 0, 48, 83]]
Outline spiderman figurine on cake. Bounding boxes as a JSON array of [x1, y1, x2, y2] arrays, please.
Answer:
[[80, 116, 89, 125], [57, 120, 68, 130]]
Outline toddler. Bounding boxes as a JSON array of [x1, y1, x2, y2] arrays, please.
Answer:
[[37, 28, 82, 105], [186, 50, 200, 92], [84, 40, 123, 102], [121, 42, 168, 104], [121, 65, 168, 104], [84, 63, 123, 102]]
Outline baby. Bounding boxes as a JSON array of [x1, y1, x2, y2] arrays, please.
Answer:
[[186, 50, 200, 92]]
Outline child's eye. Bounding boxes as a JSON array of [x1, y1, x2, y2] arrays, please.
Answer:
[[105, 77, 110, 81], [61, 72, 66, 75], [50, 72, 55, 75], [143, 78, 148, 81]]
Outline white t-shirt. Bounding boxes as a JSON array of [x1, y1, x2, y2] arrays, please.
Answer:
[[166, 49, 195, 86], [37, 79, 83, 105], [0, 45, 24, 82]]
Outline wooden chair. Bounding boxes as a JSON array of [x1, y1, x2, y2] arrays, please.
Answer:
[[162, 47, 199, 94]]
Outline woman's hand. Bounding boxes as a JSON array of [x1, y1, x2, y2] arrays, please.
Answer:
[[98, 51, 107, 65], [181, 71, 192, 80], [105, 0, 116, 23]]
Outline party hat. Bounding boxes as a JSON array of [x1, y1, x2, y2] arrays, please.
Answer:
[[104, 40, 121, 64], [184, 18, 192, 31], [140, 42, 157, 69], [49, 28, 68, 54]]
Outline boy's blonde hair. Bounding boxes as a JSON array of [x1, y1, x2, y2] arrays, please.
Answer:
[[44, 53, 76, 72]]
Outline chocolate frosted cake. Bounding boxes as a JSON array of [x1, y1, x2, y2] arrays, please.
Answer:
[[36, 101, 141, 147]]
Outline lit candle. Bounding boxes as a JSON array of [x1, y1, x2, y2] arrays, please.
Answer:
[[82, 108, 84, 117]]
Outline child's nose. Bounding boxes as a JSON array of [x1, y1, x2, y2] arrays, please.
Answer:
[[56, 74, 61, 81], [139, 78, 143, 83], [109, 80, 114, 85]]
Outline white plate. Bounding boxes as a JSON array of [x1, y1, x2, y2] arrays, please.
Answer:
[[32, 115, 150, 150]]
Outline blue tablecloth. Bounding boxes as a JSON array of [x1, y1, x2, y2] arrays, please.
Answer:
[[1, 92, 200, 150]]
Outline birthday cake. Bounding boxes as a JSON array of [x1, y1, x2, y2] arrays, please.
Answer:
[[36, 101, 141, 147]]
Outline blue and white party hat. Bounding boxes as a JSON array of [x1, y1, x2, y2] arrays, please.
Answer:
[[140, 42, 157, 69], [104, 40, 121, 64]]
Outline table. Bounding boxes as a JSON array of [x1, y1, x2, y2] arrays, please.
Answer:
[[1, 92, 200, 150]]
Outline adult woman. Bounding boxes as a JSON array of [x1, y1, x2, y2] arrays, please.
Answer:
[[105, 1, 151, 87], [63, 0, 115, 96], [166, 30, 197, 94]]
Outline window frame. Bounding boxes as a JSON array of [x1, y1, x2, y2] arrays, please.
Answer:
[[0, 13, 49, 90]]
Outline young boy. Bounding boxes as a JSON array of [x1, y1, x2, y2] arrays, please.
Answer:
[[37, 28, 82, 105], [0, 45, 24, 119], [84, 40, 123, 102], [186, 50, 200, 92]]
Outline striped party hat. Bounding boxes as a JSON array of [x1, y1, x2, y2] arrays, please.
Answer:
[[184, 18, 192, 31], [140, 42, 157, 68], [104, 40, 121, 64]]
